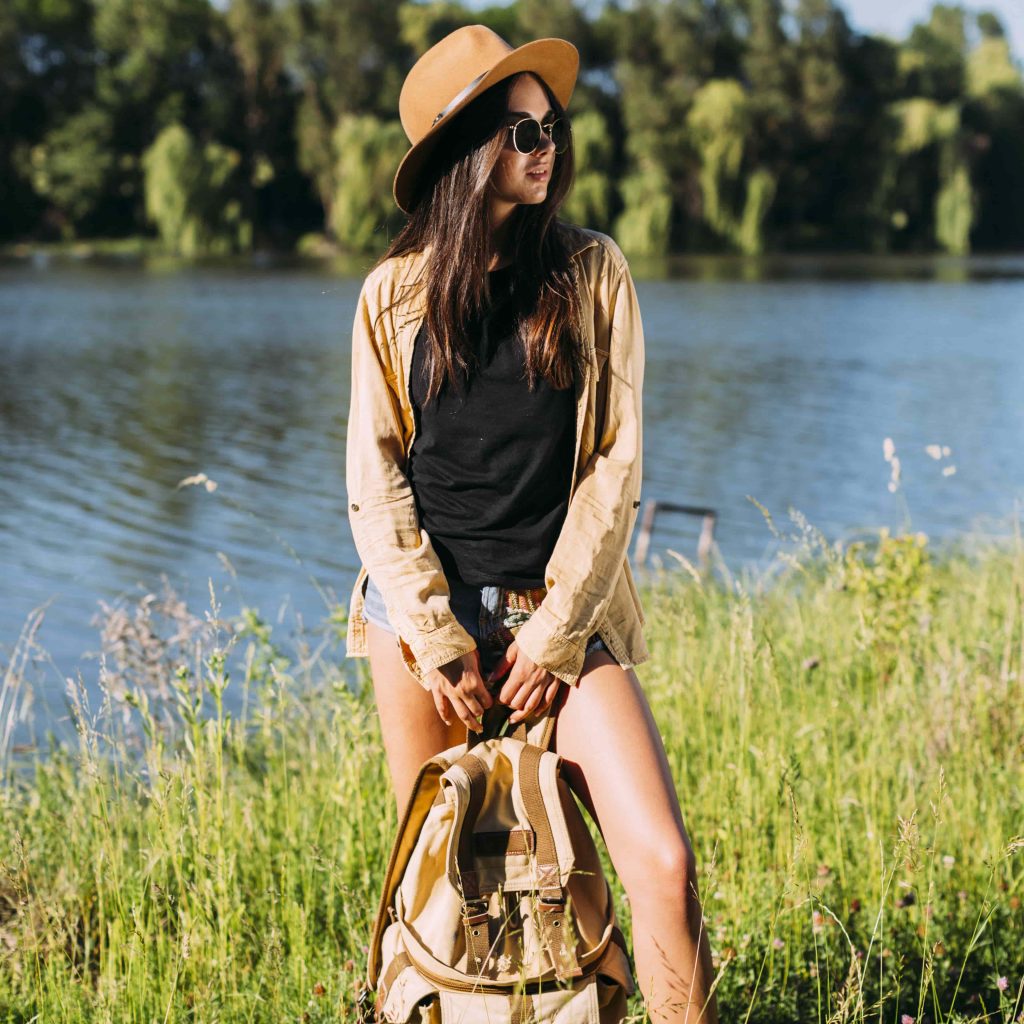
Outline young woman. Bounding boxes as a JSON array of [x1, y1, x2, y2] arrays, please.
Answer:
[[344, 25, 720, 1024]]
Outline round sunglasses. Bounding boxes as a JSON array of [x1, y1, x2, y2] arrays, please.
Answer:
[[505, 115, 571, 155]]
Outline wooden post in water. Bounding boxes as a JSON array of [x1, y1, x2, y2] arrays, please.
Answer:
[[633, 500, 718, 571]]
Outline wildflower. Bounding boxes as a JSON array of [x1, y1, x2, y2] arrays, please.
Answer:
[[942, 855, 955, 868], [809, 963, 819, 978], [925, 445, 943, 460], [942, 465, 956, 477], [957, 890, 967, 902], [773, 937, 785, 949], [817, 863, 831, 876], [901, 1015, 915, 1024], [997, 976, 1008, 992], [812, 910, 825, 933], [883, 438, 896, 461], [313, 982, 326, 997]]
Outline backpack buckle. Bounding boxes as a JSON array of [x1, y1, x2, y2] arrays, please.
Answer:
[[462, 897, 490, 925], [538, 892, 566, 913]]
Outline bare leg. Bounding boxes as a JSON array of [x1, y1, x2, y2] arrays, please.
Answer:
[[552, 649, 720, 1024], [366, 620, 465, 810]]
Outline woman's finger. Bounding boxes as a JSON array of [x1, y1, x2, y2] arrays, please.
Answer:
[[450, 693, 483, 733], [510, 685, 545, 723], [432, 689, 452, 727]]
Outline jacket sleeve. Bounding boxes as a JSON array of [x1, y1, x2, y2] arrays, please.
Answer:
[[345, 272, 478, 684], [511, 246, 645, 685]]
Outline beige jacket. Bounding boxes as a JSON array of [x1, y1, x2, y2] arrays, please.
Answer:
[[344, 224, 649, 687]]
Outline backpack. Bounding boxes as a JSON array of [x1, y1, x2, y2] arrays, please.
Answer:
[[356, 696, 636, 1024]]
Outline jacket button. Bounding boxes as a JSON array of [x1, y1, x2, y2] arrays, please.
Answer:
[[351, 503, 359, 512]]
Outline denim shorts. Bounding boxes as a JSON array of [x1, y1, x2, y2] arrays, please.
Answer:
[[361, 573, 607, 677]]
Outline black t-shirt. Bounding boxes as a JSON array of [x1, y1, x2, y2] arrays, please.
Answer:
[[407, 265, 576, 588]]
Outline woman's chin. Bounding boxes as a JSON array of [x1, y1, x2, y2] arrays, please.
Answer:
[[520, 188, 548, 206]]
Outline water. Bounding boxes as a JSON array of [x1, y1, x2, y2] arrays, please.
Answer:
[[3, 252, 1023, 737]]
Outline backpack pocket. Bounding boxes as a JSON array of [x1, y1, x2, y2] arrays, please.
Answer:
[[438, 976, 600, 1024]]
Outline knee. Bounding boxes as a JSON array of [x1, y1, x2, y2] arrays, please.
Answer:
[[621, 834, 697, 908]]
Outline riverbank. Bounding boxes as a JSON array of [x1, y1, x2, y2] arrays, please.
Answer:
[[1, 528, 1021, 1022], [5, 237, 1024, 283]]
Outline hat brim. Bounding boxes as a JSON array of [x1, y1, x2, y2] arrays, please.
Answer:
[[392, 37, 579, 215]]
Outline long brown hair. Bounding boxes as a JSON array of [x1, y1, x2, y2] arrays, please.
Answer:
[[373, 71, 586, 403]]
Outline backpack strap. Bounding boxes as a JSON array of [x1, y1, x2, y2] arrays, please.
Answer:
[[375, 951, 413, 1017], [518, 745, 582, 981], [453, 752, 493, 974], [467, 681, 568, 753]]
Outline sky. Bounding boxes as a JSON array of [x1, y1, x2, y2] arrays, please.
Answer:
[[845, 0, 1023, 57]]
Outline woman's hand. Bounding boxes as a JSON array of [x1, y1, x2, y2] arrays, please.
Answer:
[[487, 641, 562, 724], [423, 650, 493, 733]]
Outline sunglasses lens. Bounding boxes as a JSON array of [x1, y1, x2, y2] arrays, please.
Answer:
[[550, 119, 570, 154], [513, 120, 542, 154]]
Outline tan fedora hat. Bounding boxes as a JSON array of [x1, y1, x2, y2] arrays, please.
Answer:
[[393, 25, 579, 214]]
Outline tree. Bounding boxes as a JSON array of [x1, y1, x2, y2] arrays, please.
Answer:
[[562, 109, 615, 231], [328, 114, 408, 252], [283, 0, 406, 222], [687, 78, 776, 253], [14, 104, 117, 238], [142, 122, 250, 256]]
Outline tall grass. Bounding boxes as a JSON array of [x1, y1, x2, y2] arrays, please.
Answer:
[[0, 520, 1021, 1023]]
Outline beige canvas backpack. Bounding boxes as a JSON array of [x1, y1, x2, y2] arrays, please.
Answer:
[[356, 698, 636, 1024]]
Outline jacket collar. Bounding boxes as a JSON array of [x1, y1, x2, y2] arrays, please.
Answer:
[[391, 229, 600, 320]]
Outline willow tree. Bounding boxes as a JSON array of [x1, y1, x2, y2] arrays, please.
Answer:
[[562, 109, 614, 232], [882, 96, 974, 253], [612, 162, 673, 257], [142, 123, 250, 256], [329, 114, 408, 253], [687, 78, 777, 255]]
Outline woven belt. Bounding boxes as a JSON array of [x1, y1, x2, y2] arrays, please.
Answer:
[[478, 584, 547, 661]]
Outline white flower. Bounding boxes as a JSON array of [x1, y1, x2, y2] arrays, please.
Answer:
[[883, 437, 896, 462]]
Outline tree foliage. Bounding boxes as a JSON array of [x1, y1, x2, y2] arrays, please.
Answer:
[[142, 123, 250, 256], [2, 0, 1022, 255]]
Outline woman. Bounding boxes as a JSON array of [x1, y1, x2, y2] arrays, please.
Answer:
[[344, 25, 720, 1024]]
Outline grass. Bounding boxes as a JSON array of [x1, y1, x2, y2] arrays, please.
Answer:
[[0, 518, 1021, 1023]]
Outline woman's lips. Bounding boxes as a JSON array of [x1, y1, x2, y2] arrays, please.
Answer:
[[527, 167, 550, 181]]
